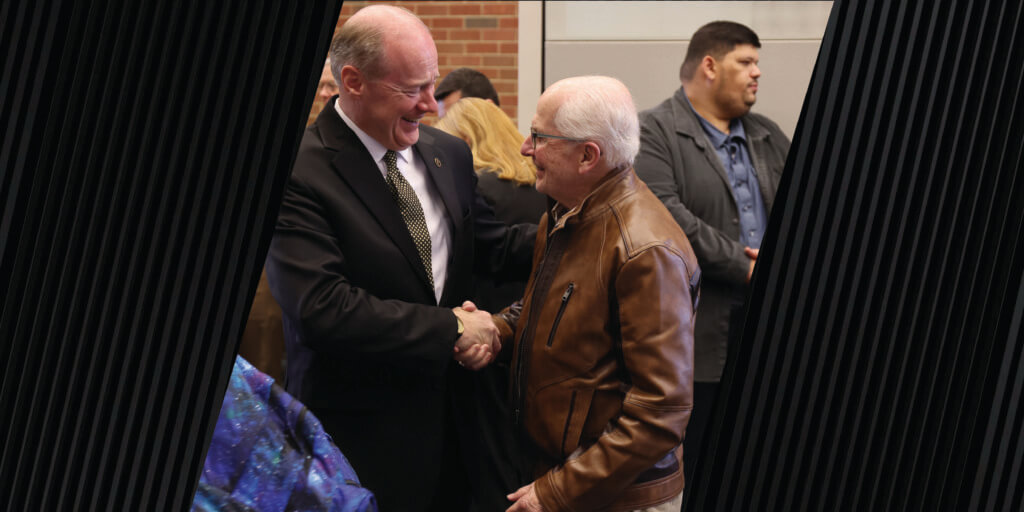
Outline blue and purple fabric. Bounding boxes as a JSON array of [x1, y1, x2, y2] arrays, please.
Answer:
[[192, 357, 377, 512]]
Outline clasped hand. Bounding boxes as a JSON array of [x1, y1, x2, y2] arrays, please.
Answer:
[[452, 300, 501, 370]]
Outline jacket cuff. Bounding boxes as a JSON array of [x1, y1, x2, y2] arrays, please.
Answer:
[[494, 312, 514, 341], [535, 471, 570, 512], [492, 312, 515, 363], [494, 299, 522, 343]]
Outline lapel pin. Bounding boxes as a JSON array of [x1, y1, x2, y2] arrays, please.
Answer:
[[434, 157, 442, 168]]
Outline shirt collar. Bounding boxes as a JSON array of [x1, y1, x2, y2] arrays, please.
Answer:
[[335, 100, 414, 166], [680, 89, 746, 148]]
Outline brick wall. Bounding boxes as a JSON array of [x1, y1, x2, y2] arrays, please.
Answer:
[[309, 1, 520, 126]]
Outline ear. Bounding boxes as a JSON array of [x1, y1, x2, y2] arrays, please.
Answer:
[[339, 65, 365, 97], [577, 141, 602, 175], [700, 55, 717, 81]]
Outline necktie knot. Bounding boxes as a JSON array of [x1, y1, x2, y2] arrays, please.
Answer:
[[383, 150, 399, 173]]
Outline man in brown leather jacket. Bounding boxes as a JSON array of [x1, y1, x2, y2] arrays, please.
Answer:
[[497, 75, 701, 512]]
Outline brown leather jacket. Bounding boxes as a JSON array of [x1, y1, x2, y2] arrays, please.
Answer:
[[496, 167, 700, 511]]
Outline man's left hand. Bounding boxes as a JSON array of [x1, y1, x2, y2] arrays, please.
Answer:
[[454, 342, 493, 370], [506, 482, 543, 511]]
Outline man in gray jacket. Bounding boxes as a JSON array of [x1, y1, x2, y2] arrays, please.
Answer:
[[634, 20, 790, 493]]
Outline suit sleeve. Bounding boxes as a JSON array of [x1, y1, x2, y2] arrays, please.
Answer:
[[266, 174, 456, 368], [634, 113, 749, 285], [468, 168, 538, 282]]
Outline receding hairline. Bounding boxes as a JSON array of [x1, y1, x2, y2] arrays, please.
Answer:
[[346, 5, 430, 39], [331, 5, 433, 83]]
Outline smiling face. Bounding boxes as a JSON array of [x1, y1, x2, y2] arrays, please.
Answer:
[[713, 43, 761, 118], [354, 31, 439, 150], [520, 92, 587, 207]]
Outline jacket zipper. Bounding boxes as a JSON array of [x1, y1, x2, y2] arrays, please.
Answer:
[[513, 251, 549, 426], [512, 216, 575, 427], [513, 330, 527, 425], [513, 229, 564, 427], [546, 282, 574, 347], [560, 390, 578, 457]]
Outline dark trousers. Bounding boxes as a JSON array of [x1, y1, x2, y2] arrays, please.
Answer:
[[450, 361, 530, 512], [428, 403, 471, 512], [682, 380, 720, 509], [312, 391, 469, 512], [682, 301, 744, 509]]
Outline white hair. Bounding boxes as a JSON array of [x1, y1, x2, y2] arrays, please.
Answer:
[[548, 76, 640, 168]]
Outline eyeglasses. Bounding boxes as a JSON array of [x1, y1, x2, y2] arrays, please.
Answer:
[[530, 128, 586, 150]]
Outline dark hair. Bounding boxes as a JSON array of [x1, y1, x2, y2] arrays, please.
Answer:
[[679, 21, 761, 82], [434, 67, 500, 106]]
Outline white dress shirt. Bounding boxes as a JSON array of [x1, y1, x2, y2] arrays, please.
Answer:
[[336, 102, 452, 303]]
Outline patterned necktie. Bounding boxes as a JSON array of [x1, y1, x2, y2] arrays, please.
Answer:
[[383, 150, 433, 287]]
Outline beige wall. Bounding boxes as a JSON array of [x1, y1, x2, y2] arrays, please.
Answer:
[[518, 1, 833, 139]]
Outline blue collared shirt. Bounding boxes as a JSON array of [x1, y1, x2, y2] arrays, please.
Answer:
[[686, 98, 769, 249]]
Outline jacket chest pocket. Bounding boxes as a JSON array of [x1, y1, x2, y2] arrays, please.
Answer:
[[560, 387, 595, 459], [546, 282, 574, 347]]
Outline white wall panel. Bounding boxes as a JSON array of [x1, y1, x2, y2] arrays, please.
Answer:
[[545, 1, 832, 41], [519, 1, 833, 139], [544, 40, 822, 139]]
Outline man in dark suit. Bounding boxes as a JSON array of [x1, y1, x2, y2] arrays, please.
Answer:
[[265, 6, 535, 511]]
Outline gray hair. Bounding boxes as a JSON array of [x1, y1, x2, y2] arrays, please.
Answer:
[[329, 6, 426, 83], [549, 76, 640, 169]]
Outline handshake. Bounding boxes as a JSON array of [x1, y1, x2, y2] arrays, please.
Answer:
[[451, 300, 501, 371]]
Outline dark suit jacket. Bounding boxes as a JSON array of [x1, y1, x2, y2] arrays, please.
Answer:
[[462, 171, 547, 510], [266, 100, 535, 510], [472, 171, 547, 312], [635, 86, 790, 382]]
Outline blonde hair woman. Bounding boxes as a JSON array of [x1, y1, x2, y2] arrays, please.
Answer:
[[436, 98, 547, 232], [436, 97, 538, 185]]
